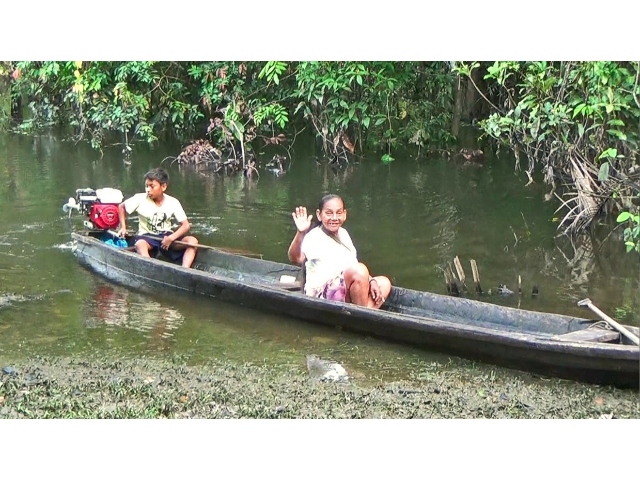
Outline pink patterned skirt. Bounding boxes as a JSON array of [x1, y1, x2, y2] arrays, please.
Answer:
[[307, 272, 347, 302]]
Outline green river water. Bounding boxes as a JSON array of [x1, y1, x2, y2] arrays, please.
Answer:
[[1, 131, 637, 384]]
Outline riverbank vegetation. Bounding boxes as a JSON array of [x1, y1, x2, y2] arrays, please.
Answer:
[[1, 356, 637, 419], [455, 61, 640, 235], [1, 61, 638, 245]]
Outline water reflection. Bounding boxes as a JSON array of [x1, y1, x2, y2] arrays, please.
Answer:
[[83, 282, 184, 346], [554, 234, 596, 302]]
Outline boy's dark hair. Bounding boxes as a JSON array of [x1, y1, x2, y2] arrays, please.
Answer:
[[144, 168, 169, 185]]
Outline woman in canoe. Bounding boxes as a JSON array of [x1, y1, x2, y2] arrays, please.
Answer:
[[288, 194, 392, 309]]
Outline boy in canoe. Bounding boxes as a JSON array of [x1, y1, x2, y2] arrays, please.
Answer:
[[116, 168, 199, 268], [288, 194, 392, 309]]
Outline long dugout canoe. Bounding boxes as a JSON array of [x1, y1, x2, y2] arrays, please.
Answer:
[[71, 231, 640, 388]]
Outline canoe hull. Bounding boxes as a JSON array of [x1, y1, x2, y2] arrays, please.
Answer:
[[71, 232, 639, 388]]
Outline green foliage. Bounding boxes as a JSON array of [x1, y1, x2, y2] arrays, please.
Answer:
[[293, 61, 456, 159], [258, 61, 288, 85], [456, 61, 640, 233], [616, 211, 640, 253], [464, 61, 640, 163], [614, 307, 627, 320], [7, 61, 270, 150], [10, 61, 198, 148], [254, 103, 288, 129], [5, 61, 459, 160]]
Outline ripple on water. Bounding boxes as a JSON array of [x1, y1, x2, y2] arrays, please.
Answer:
[[190, 221, 219, 235], [53, 242, 75, 250]]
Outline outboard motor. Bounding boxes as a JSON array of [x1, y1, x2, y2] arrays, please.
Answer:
[[63, 187, 124, 230]]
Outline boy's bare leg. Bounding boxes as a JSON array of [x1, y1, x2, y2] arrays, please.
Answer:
[[134, 239, 153, 257], [179, 236, 199, 268]]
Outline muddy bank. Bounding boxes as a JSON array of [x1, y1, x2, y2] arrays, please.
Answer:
[[1, 355, 638, 419]]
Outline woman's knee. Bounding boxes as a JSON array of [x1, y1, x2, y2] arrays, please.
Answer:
[[344, 263, 370, 282]]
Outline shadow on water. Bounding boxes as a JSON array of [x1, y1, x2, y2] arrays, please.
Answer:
[[0, 131, 638, 385]]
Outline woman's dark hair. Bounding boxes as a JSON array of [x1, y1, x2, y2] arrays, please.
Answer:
[[144, 168, 169, 185], [313, 194, 344, 228]]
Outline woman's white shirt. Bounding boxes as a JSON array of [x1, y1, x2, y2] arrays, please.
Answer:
[[301, 226, 358, 294]]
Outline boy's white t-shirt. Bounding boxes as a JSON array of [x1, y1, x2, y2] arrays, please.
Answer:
[[301, 226, 359, 294], [123, 193, 188, 235]]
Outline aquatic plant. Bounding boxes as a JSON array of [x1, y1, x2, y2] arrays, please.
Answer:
[[616, 210, 640, 253]]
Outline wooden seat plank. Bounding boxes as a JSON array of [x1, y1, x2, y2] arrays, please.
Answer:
[[554, 329, 620, 343], [276, 281, 303, 291]]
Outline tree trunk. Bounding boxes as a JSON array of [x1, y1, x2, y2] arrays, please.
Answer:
[[0, 74, 9, 122], [464, 70, 477, 121], [465, 64, 490, 120], [451, 75, 465, 136], [11, 91, 22, 121]]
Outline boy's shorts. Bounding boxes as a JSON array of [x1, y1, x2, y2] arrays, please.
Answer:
[[134, 231, 187, 262]]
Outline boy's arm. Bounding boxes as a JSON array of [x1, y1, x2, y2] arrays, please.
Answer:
[[117, 203, 128, 236], [167, 198, 190, 241], [169, 219, 191, 241], [161, 219, 190, 250]]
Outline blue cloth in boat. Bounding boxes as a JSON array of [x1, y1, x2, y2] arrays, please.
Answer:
[[101, 235, 129, 248]]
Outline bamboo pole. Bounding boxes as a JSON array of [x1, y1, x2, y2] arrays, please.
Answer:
[[453, 256, 468, 292], [443, 270, 452, 295], [445, 263, 460, 296], [470, 259, 482, 294]]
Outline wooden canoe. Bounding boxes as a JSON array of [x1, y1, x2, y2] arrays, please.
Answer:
[[70, 231, 640, 388]]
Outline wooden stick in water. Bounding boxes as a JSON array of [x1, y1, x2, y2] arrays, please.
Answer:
[[443, 267, 456, 296], [454, 256, 468, 292], [443, 270, 452, 295], [470, 259, 482, 294], [447, 263, 460, 296]]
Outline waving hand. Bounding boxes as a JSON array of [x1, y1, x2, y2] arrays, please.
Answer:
[[292, 206, 313, 233]]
